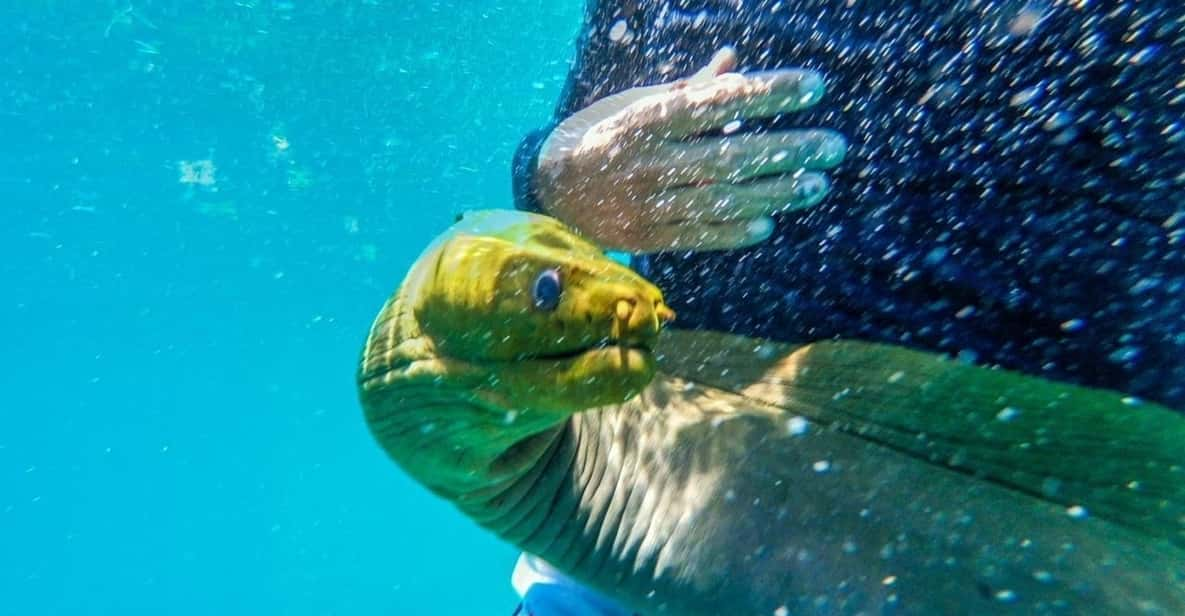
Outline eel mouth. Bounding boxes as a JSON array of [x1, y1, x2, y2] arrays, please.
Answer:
[[519, 298, 673, 363], [527, 338, 655, 362], [526, 298, 674, 362]]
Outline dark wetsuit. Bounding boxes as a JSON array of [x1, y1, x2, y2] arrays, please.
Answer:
[[513, 0, 1185, 410]]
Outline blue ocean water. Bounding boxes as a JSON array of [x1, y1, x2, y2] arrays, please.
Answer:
[[1, 2, 581, 613]]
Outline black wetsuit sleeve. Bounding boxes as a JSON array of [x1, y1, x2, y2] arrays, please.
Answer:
[[511, 124, 554, 214], [511, 0, 651, 213]]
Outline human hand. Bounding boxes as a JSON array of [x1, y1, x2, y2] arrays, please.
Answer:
[[534, 47, 847, 253]]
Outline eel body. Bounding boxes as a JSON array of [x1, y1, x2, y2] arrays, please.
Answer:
[[358, 210, 1185, 615]]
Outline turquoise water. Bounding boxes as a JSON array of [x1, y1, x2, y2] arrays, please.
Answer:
[[1, 2, 581, 613]]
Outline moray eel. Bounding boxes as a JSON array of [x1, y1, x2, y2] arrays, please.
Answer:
[[358, 210, 1185, 615]]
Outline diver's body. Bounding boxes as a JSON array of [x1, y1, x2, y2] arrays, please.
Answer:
[[513, 0, 1185, 410], [510, 1, 1183, 612]]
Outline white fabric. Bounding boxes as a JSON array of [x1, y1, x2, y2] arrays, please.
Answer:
[[511, 553, 568, 598]]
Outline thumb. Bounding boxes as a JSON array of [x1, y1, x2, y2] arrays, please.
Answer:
[[689, 46, 739, 82]]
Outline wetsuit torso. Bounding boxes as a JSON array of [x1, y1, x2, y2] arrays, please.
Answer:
[[513, 0, 1185, 409]]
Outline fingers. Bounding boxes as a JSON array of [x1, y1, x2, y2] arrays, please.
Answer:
[[633, 171, 825, 250], [551, 47, 743, 157], [638, 217, 776, 253], [635, 68, 828, 139], [646, 172, 832, 221], [650, 129, 847, 185]]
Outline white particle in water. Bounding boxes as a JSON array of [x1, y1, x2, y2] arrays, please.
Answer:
[[178, 159, 216, 186], [1033, 570, 1054, 583], [1052, 126, 1079, 145], [1130, 46, 1159, 65], [1010, 84, 1041, 107], [813, 460, 831, 473], [786, 416, 809, 436], [1043, 111, 1073, 131], [887, 371, 906, 383], [882, 575, 897, 586], [608, 19, 629, 42], [1108, 346, 1142, 363], [420, 422, 437, 434], [722, 119, 743, 135], [1066, 505, 1088, 519], [995, 589, 1017, 603], [1131, 277, 1159, 294], [924, 246, 949, 265], [1009, 8, 1044, 36], [1060, 319, 1086, 332], [996, 406, 1021, 422], [773, 607, 789, 616]]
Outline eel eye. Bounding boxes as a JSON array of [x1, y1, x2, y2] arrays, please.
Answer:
[[532, 268, 562, 311]]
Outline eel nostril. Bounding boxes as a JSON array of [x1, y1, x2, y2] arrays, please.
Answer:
[[656, 303, 676, 326]]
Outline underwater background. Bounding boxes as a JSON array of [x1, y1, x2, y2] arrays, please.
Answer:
[[1, 1, 581, 613]]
